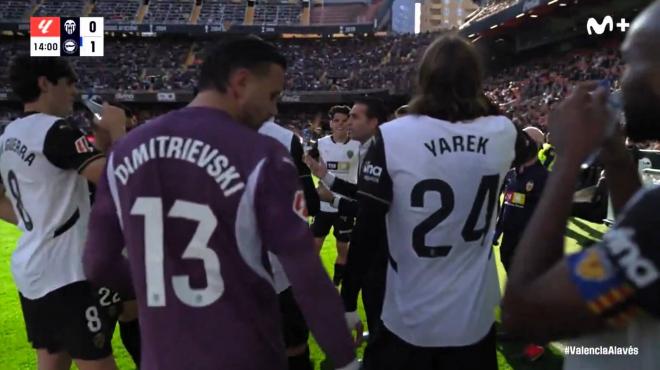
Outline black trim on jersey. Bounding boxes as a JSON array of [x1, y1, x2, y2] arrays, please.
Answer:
[[330, 177, 358, 198], [290, 136, 320, 217], [340, 130, 392, 312], [43, 119, 104, 171], [330, 135, 350, 145], [53, 208, 80, 238]]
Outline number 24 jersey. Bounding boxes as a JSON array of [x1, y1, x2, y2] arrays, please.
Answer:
[[359, 114, 530, 347]]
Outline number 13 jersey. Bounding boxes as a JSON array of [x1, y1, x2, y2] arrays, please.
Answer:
[[0, 112, 103, 299], [359, 114, 531, 347]]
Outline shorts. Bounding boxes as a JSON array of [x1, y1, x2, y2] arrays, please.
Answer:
[[363, 324, 497, 370], [279, 287, 309, 348], [19, 281, 114, 360], [310, 211, 355, 242]]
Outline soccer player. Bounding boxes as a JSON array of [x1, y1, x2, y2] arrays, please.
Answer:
[[349, 34, 534, 370], [3, 56, 126, 370], [311, 105, 360, 285], [502, 2, 660, 369], [304, 98, 389, 335], [259, 118, 320, 370], [83, 37, 359, 370]]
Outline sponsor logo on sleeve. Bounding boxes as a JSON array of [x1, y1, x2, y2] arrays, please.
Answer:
[[602, 227, 659, 288], [75, 136, 94, 153], [292, 190, 308, 221], [362, 161, 382, 183]]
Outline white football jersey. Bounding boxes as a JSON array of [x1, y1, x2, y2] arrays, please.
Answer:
[[0, 113, 103, 299], [564, 317, 660, 370], [259, 120, 297, 293], [359, 114, 527, 346], [317, 135, 360, 213]]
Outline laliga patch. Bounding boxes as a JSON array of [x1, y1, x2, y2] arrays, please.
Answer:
[[75, 136, 94, 153], [292, 190, 308, 221]]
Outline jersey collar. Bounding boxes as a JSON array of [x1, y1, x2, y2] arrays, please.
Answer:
[[20, 111, 40, 118], [330, 135, 350, 144]]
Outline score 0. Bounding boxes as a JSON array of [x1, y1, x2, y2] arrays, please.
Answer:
[[79, 17, 104, 57]]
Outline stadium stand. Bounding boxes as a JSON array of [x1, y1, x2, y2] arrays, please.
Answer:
[[198, 0, 246, 25], [310, 3, 368, 24], [91, 0, 141, 23], [0, 1, 33, 21], [34, 0, 85, 17], [254, 1, 302, 25], [143, 0, 194, 24]]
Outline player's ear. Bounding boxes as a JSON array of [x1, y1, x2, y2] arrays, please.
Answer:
[[228, 68, 250, 95], [37, 76, 51, 94]]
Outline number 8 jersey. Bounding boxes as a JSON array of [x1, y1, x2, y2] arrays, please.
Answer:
[[359, 114, 532, 347], [0, 112, 103, 299]]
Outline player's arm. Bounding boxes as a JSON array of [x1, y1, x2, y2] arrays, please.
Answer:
[[502, 189, 660, 342], [599, 131, 641, 216], [43, 118, 106, 184], [502, 83, 646, 341], [290, 135, 320, 216], [341, 131, 392, 312], [303, 153, 359, 199], [80, 104, 130, 184], [83, 153, 133, 298], [256, 149, 357, 369], [0, 185, 17, 225]]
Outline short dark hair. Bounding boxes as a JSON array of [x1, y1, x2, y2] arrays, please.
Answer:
[[198, 36, 287, 93], [328, 105, 350, 118], [353, 97, 388, 125], [9, 55, 78, 103]]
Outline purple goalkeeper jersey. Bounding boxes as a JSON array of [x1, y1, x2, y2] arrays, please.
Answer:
[[83, 107, 355, 370]]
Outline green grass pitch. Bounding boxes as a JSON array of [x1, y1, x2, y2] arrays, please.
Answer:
[[0, 218, 606, 369]]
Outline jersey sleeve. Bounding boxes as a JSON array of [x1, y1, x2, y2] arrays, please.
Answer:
[[254, 146, 355, 367], [43, 119, 104, 172], [566, 188, 660, 326], [357, 129, 393, 207], [83, 156, 134, 299]]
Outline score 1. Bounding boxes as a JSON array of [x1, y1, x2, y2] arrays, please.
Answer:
[[79, 17, 103, 57]]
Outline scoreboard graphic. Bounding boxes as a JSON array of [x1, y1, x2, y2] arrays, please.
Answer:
[[30, 17, 104, 57]]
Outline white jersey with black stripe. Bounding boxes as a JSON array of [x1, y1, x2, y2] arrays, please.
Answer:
[[317, 135, 360, 213], [359, 114, 523, 347], [0, 113, 102, 299]]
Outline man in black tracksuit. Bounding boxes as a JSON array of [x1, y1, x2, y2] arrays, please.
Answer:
[[304, 98, 388, 339]]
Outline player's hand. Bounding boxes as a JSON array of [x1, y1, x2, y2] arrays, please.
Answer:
[[317, 183, 335, 203], [548, 82, 611, 164], [97, 103, 127, 141], [303, 154, 328, 178], [345, 311, 364, 348]]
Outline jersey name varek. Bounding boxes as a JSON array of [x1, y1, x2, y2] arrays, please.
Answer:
[[113, 135, 245, 197], [424, 135, 489, 156], [0, 137, 36, 166]]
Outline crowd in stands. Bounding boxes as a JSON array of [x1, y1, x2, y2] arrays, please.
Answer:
[[198, 0, 246, 25], [91, 0, 141, 23], [0, 1, 32, 21], [34, 0, 85, 17], [0, 33, 624, 137], [254, 1, 302, 25]]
